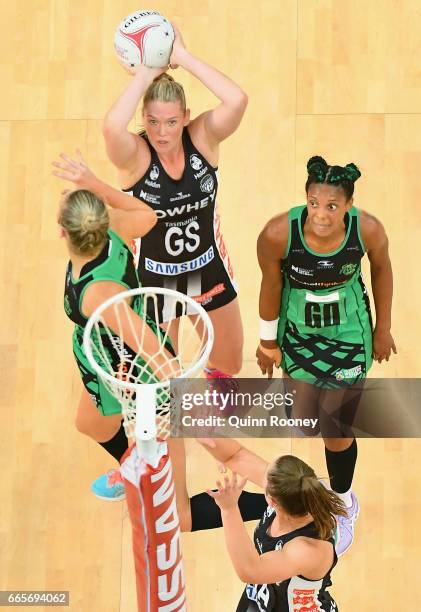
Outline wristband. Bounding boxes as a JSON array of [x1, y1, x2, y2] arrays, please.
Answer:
[[259, 318, 279, 341]]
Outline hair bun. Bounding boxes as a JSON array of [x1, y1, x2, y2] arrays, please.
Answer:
[[154, 73, 174, 83], [307, 156, 328, 181], [81, 213, 97, 232], [344, 163, 361, 182]]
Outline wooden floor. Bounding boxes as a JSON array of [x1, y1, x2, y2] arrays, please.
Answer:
[[1, 1, 421, 610]]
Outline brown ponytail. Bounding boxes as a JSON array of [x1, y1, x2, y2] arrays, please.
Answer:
[[266, 455, 347, 540]]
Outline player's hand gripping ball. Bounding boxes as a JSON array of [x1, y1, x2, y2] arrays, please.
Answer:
[[114, 10, 175, 71]]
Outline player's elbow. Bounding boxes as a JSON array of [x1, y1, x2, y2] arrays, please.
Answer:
[[237, 90, 248, 111], [231, 90, 248, 115], [141, 211, 158, 235], [102, 116, 126, 140], [236, 566, 255, 583]]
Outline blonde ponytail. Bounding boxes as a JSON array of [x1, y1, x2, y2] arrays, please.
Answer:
[[58, 190, 109, 256], [143, 73, 186, 112]]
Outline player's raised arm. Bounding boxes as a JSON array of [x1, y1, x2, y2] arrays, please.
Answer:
[[52, 150, 157, 242], [102, 66, 166, 172], [169, 24, 248, 149]]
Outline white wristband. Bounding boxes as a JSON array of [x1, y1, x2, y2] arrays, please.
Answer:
[[259, 318, 279, 341]]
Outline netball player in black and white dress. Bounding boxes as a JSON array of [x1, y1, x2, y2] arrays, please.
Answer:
[[102, 25, 246, 379], [205, 438, 346, 611]]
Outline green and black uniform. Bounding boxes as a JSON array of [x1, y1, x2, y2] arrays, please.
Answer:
[[64, 229, 169, 415], [277, 205, 373, 388]]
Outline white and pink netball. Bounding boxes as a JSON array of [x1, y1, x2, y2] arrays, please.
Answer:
[[114, 10, 174, 70]]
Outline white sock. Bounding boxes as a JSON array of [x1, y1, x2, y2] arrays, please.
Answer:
[[334, 489, 353, 508]]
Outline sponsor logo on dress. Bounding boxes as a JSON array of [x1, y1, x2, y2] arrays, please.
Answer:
[[169, 191, 191, 202], [291, 264, 313, 276], [189, 154, 203, 171], [193, 166, 208, 180], [139, 189, 160, 204], [155, 193, 215, 219], [144, 246, 214, 275], [200, 174, 215, 193], [150, 164, 160, 181], [347, 245, 360, 251], [145, 179, 161, 189], [335, 364, 362, 380], [340, 262, 358, 275], [192, 283, 225, 306], [214, 211, 235, 281], [317, 260, 334, 269], [291, 248, 305, 254]]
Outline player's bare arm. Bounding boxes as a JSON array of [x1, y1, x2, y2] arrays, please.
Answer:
[[360, 210, 397, 363], [256, 213, 288, 378]]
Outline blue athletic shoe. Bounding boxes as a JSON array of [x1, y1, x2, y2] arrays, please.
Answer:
[[91, 469, 126, 501]]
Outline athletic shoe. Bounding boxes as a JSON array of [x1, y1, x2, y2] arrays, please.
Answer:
[[91, 469, 126, 501], [334, 492, 359, 557]]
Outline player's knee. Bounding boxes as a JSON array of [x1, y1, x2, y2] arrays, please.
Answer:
[[230, 356, 243, 375], [218, 354, 243, 376], [75, 414, 89, 434], [74, 413, 97, 437]]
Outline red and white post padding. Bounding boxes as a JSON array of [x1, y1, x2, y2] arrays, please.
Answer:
[[120, 443, 186, 612]]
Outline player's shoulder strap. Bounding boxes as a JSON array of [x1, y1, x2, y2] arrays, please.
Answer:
[[283, 205, 306, 258], [348, 205, 365, 253]]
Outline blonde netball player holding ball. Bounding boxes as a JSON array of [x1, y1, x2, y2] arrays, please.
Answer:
[[53, 151, 185, 502], [256, 156, 397, 556], [102, 23, 246, 380]]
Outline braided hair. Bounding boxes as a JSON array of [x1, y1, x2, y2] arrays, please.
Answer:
[[305, 156, 361, 201]]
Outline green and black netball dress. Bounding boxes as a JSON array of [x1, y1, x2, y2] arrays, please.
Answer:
[[277, 205, 373, 388], [64, 229, 169, 416]]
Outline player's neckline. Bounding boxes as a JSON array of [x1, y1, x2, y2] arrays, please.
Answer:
[[299, 208, 351, 257], [156, 153, 186, 183]]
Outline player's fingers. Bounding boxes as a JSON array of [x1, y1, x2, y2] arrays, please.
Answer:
[[60, 152, 79, 168], [76, 148, 86, 165], [257, 360, 266, 375], [267, 363, 274, 379], [52, 161, 74, 172], [52, 170, 76, 180], [392, 342, 397, 354]]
